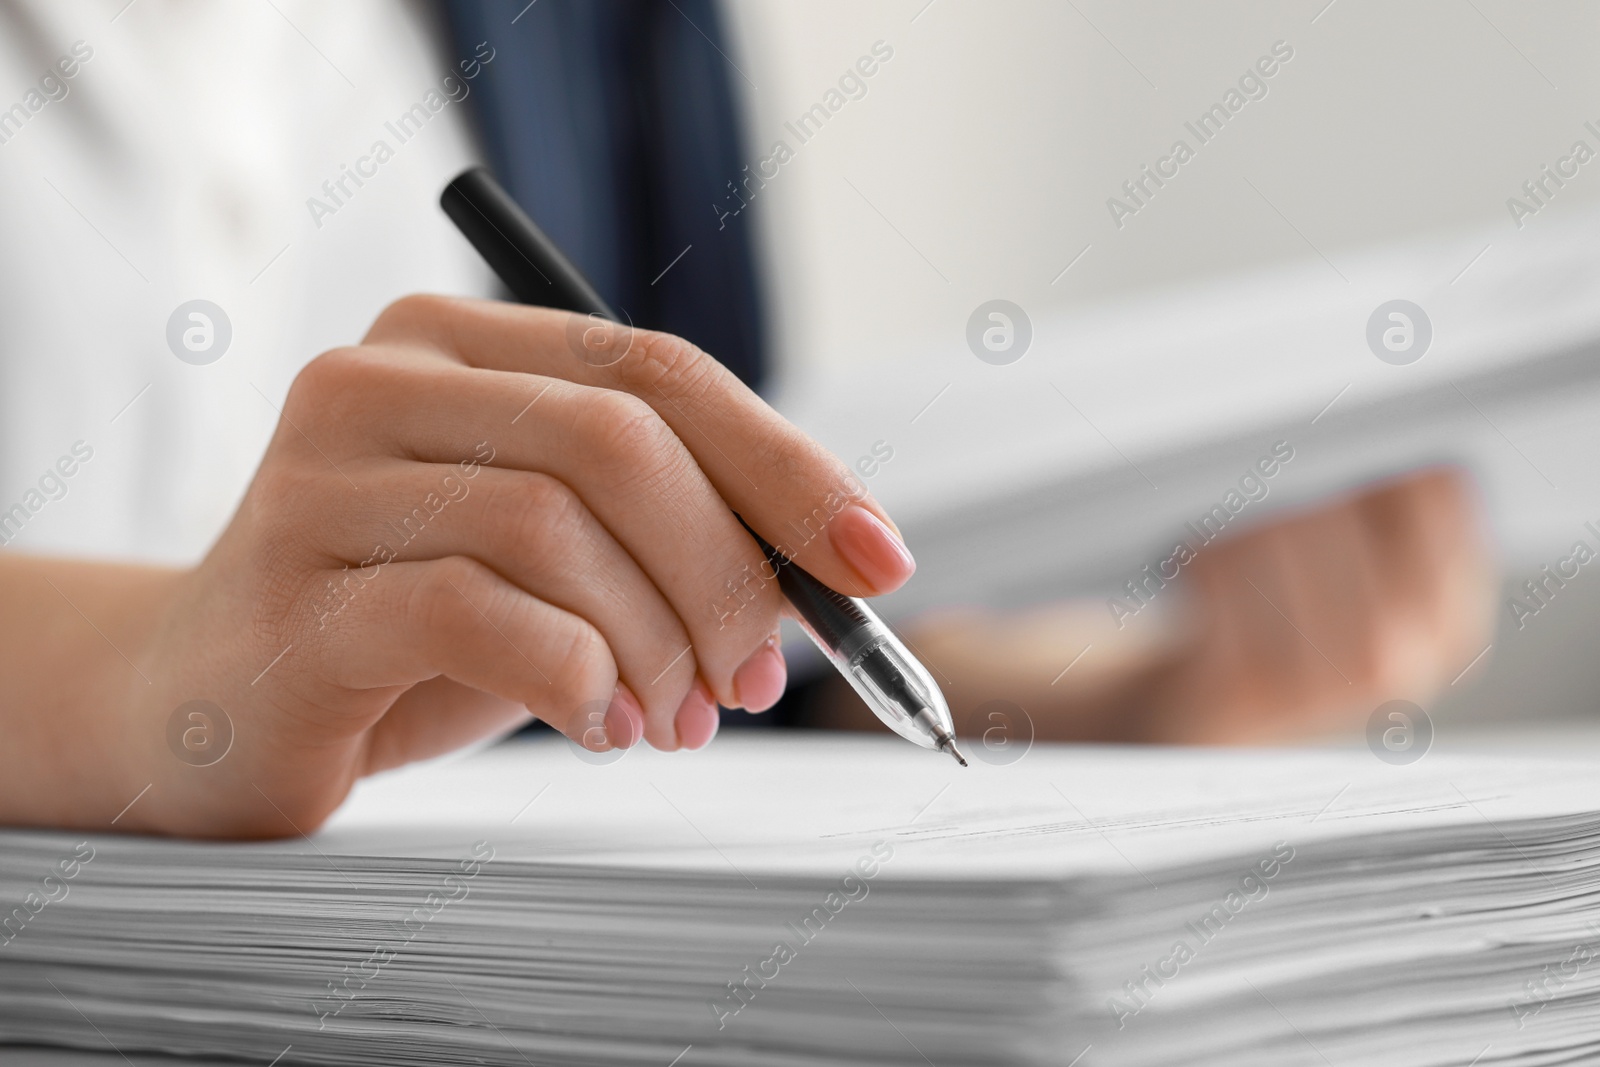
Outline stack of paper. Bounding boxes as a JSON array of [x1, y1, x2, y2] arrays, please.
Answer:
[[3, 734, 1599, 1066]]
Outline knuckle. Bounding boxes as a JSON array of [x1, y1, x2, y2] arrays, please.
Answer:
[[546, 621, 612, 700], [369, 293, 461, 341], [412, 555, 486, 632], [502, 473, 586, 551], [623, 330, 722, 402], [581, 390, 679, 470], [285, 347, 371, 422]]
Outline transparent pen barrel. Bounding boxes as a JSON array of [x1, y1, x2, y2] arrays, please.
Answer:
[[738, 519, 954, 750]]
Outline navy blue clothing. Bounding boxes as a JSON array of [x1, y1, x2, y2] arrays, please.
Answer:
[[439, 2, 809, 727], [440, 0, 766, 391]]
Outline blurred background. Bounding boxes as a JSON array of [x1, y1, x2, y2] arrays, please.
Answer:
[[5, 0, 1600, 739], [725, 0, 1600, 733]]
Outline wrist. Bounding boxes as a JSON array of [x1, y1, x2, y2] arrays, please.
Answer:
[[104, 564, 231, 835], [0, 556, 188, 830], [74, 563, 191, 832]]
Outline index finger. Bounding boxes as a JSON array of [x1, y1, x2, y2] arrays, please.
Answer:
[[364, 295, 916, 599]]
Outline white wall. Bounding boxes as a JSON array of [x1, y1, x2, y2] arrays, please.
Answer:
[[724, 0, 1600, 384]]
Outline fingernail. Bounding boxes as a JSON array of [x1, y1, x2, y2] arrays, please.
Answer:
[[604, 683, 644, 749], [830, 505, 915, 592], [674, 677, 720, 750], [733, 636, 787, 712]]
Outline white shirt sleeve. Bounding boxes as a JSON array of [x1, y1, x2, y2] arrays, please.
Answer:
[[0, 0, 495, 563]]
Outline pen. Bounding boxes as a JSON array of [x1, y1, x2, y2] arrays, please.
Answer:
[[440, 166, 967, 767]]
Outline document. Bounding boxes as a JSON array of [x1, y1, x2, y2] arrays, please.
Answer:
[[3, 734, 1599, 1066]]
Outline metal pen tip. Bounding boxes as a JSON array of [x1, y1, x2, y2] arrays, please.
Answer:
[[923, 714, 968, 767]]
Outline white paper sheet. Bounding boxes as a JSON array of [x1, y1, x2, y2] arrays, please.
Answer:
[[5, 735, 1600, 1067]]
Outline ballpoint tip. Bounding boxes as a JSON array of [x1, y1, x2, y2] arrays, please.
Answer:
[[921, 711, 968, 768]]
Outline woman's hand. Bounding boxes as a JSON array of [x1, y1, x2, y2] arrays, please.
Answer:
[[901, 468, 1495, 746], [0, 296, 914, 837]]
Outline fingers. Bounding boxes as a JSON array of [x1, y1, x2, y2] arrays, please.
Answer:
[[1355, 467, 1496, 674], [1240, 506, 1381, 696], [359, 295, 915, 599], [1173, 521, 1348, 739], [303, 461, 710, 749], [361, 677, 533, 775], [283, 347, 787, 712], [1158, 467, 1494, 742], [311, 555, 638, 750]]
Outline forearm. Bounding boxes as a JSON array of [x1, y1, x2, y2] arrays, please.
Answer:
[[0, 553, 183, 828]]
